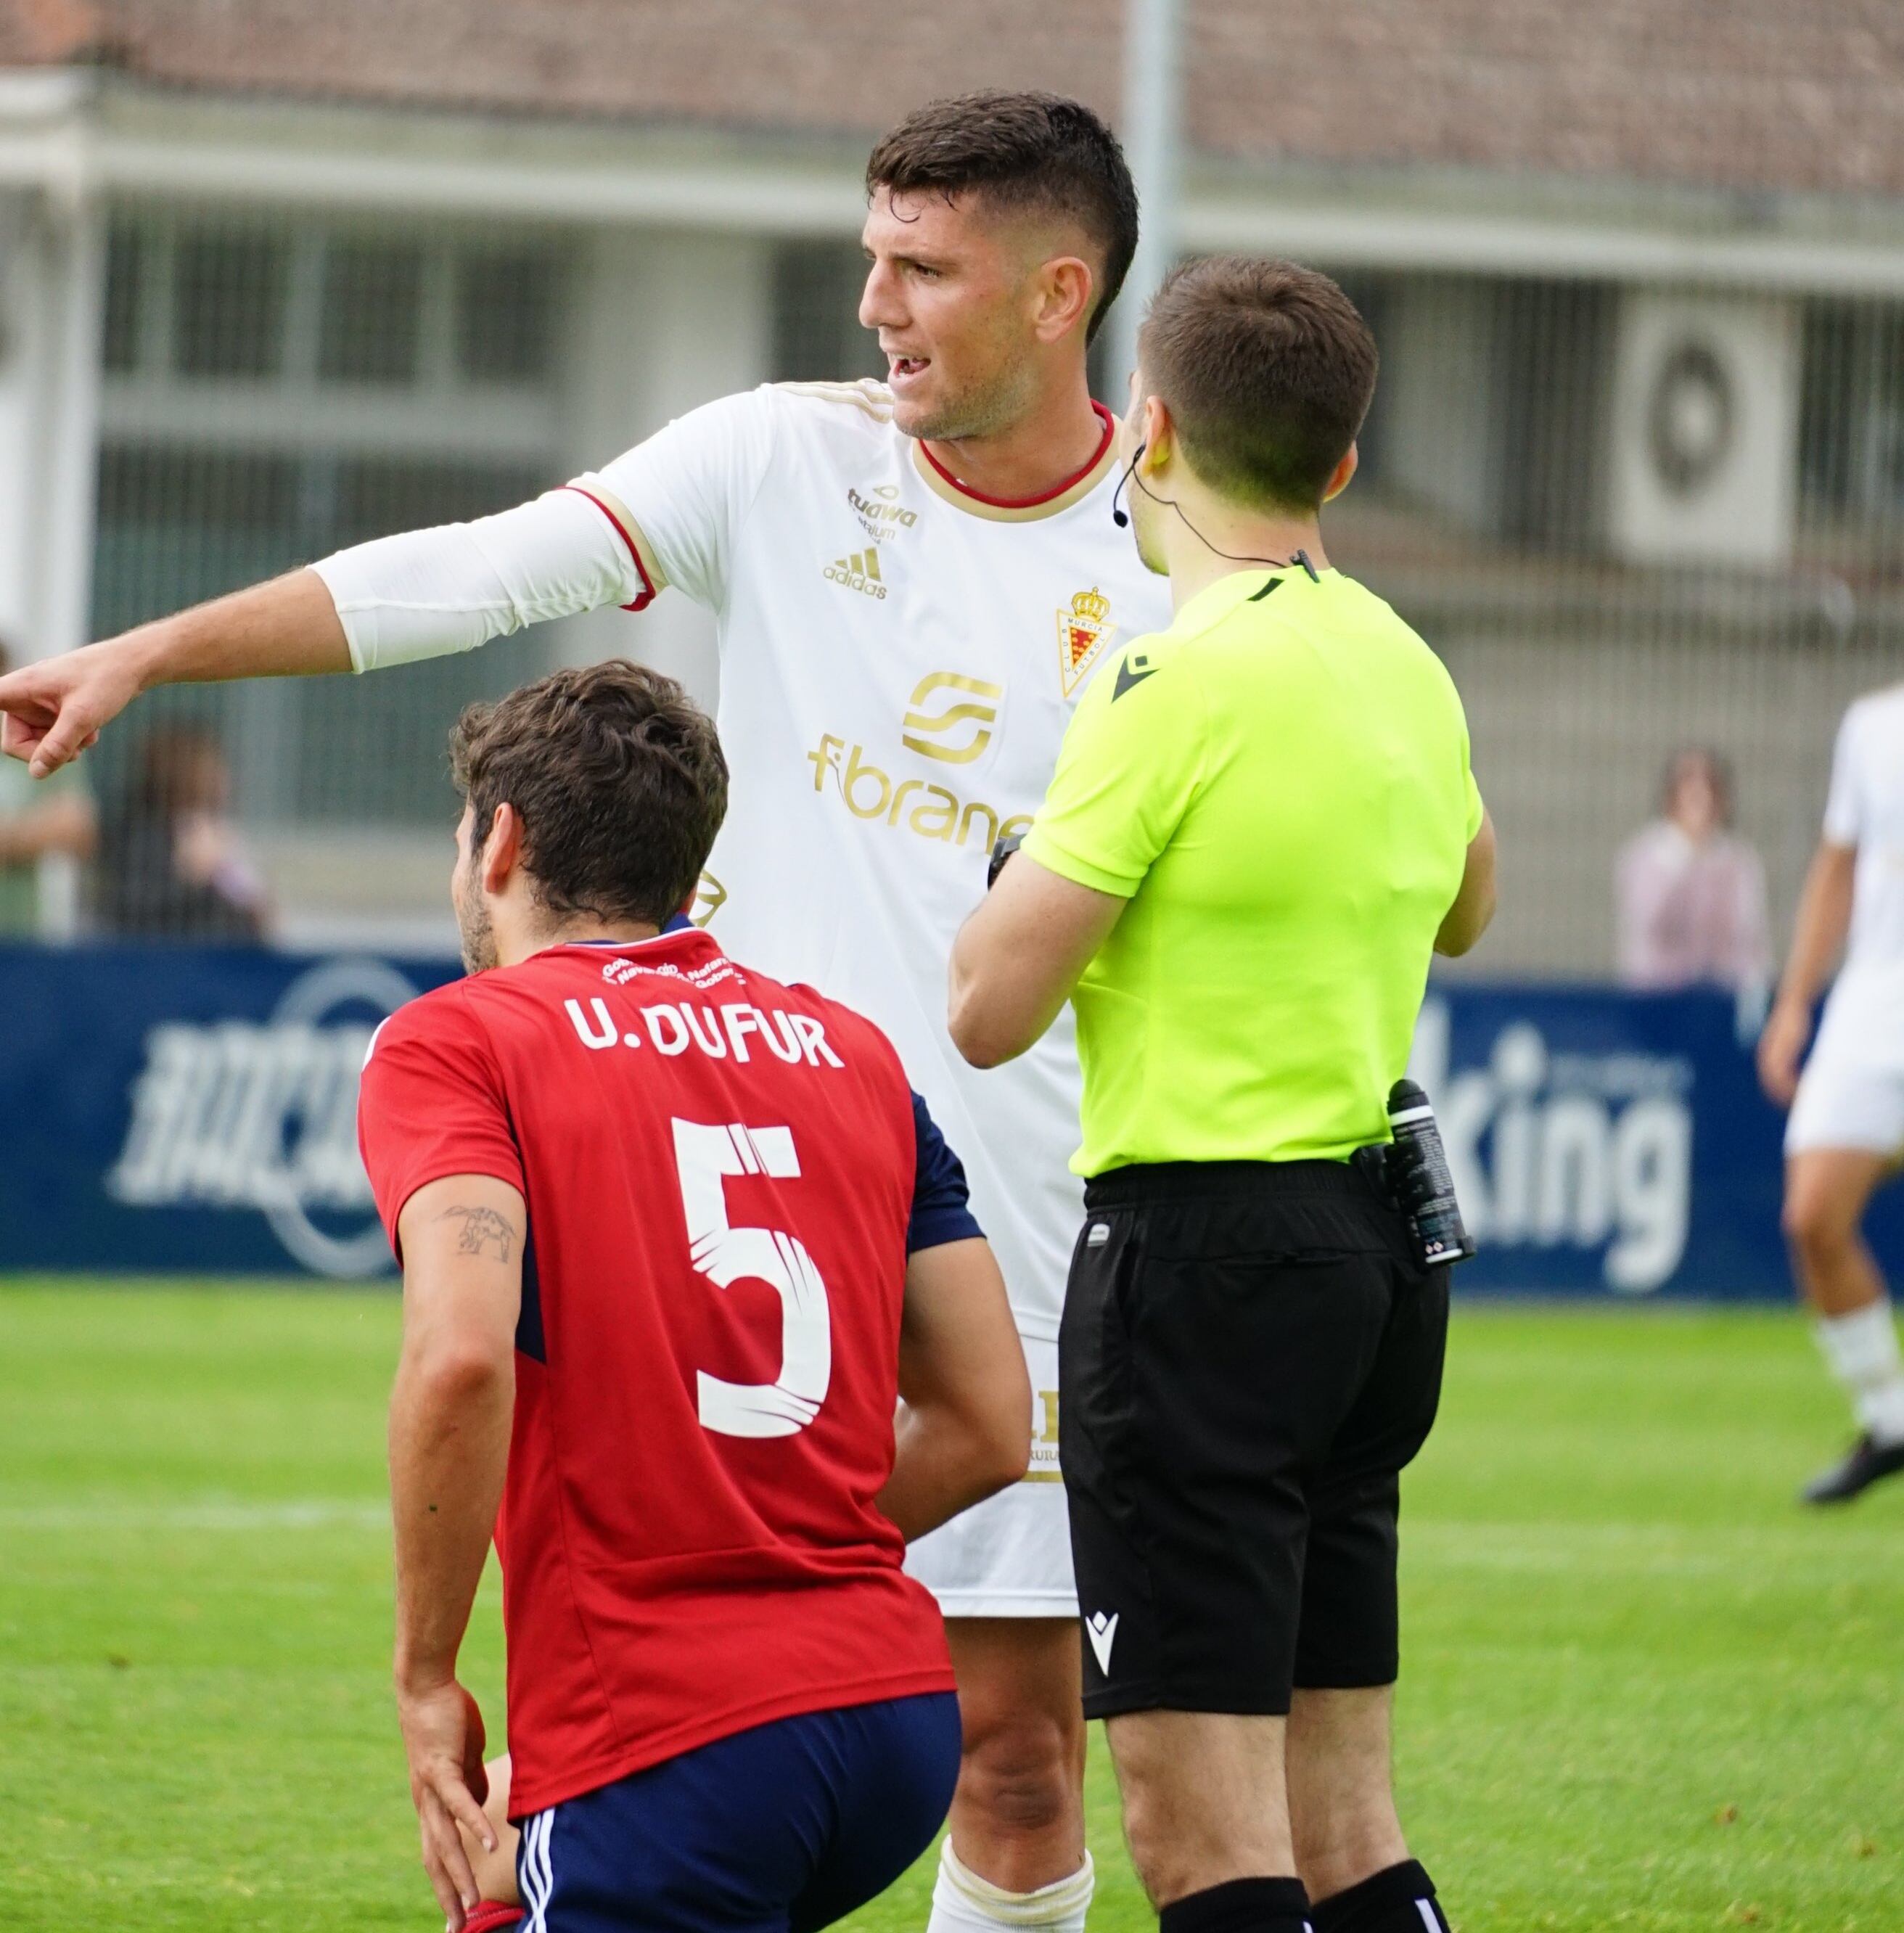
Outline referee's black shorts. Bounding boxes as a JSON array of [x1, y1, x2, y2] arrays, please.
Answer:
[[1059, 1157, 1448, 1720]]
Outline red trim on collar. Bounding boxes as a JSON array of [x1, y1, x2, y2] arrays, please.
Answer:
[[919, 402, 1115, 509]]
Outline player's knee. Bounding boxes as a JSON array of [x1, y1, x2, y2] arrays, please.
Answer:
[[1784, 1182, 1855, 1262], [958, 1707, 1075, 1839], [1114, 1781, 1205, 1908]]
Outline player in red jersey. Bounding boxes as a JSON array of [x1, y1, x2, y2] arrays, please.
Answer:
[[358, 660, 1030, 1932]]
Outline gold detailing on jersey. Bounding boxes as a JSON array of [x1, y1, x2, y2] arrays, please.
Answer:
[[565, 477, 668, 591], [1058, 586, 1115, 697], [689, 871, 727, 927], [901, 671, 1003, 765], [910, 422, 1119, 522], [824, 549, 887, 599], [1026, 1387, 1062, 1482], [775, 378, 895, 423], [806, 733, 1032, 853]]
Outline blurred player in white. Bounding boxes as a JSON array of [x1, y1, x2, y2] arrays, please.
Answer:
[[0, 91, 1173, 1933], [1758, 684, 1904, 1503]]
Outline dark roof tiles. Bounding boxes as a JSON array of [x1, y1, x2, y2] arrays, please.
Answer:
[[4, 0, 1904, 200]]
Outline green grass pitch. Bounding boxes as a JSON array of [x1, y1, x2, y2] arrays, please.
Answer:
[[1, 1284, 1900, 1932]]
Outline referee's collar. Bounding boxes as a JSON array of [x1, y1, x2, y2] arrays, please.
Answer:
[[1171, 565, 1329, 636]]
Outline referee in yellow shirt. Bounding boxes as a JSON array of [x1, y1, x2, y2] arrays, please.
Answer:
[[950, 258, 1495, 1933]]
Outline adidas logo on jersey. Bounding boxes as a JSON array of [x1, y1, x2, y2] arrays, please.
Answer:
[[823, 549, 887, 599]]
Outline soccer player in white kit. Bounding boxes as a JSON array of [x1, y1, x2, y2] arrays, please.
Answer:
[[0, 92, 1172, 1933], [1758, 684, 1904, 1504]]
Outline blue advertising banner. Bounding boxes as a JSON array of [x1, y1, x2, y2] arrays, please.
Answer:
[[1412, 985, 1904, 1298], [1, 943, 456, 1278], [1, 943, 1899, 1292]]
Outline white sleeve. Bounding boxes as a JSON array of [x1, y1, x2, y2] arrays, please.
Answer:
[[1822, 705, 1866, 846], [579, 387, 780, 613], [312, 488, 646, 673]]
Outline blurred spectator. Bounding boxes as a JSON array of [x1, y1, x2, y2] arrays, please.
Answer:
[[95, 725, 271, 940], [1615, 747, 1769, 993], [0, 638, 97, 937]]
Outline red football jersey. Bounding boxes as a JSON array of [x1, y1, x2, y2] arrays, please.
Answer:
[[358, 929, 956, 1818]]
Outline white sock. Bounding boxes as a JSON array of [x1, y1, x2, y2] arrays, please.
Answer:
[[1815, 1300, 1904, 1445], [927, 1842, 1094, 1933]]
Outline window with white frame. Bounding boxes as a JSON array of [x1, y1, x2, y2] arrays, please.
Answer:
[[93, 210, 575, 827]]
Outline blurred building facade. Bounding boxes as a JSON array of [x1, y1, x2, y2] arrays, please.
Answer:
[[1, 1, 1903, 961]]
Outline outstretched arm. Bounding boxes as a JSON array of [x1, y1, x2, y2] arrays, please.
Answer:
[[0, 570, 350, 778], [0, 485, 646, 779]]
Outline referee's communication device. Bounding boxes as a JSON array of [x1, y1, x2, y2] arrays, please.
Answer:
[[987, 831, 1025, 891], [1383, 1079, 1477, 1271]]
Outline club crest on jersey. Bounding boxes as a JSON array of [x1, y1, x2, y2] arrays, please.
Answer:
[[1058, 587, 1114, 697]]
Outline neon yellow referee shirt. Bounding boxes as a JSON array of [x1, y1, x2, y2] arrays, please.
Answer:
[[1022, 565, 1483, 1178]]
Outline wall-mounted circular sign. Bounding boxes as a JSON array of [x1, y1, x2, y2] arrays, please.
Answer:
[[1648, 340, 1734, 497]]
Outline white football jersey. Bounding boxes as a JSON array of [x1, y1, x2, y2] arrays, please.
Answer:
[[1816, 685, 1904, 1050], [579, 380, 1174, 1338]]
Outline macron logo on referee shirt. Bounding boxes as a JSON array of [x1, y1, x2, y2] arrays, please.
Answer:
[[1112, 652, 1156, 702], [1085, 1609, 1119, 1675]]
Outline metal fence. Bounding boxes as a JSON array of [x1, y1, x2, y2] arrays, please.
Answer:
[[4, 211, 1900, 968], [1329, 274, 1904, 981]]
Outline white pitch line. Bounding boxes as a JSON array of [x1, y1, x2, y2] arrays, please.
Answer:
[[0, 1501, 388, 1531]]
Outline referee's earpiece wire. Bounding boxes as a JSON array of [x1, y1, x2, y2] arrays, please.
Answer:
[[1109, 440, 1147, 529], [1117, 457, 1321, 580]]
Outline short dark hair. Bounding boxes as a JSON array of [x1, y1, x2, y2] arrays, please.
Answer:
[[866, 91, 1138, 343], [1140, 257, 1379, 513], [448, 661, 728, 928]]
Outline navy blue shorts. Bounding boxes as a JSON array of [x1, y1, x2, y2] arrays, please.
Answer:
[[514, 1692, 961, 1932]]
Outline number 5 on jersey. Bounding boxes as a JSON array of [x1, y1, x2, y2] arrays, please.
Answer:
[[672, 1118, 833, 1440]]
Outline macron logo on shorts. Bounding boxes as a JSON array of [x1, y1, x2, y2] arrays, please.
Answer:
[[1086, 1609, 1119, 1675]]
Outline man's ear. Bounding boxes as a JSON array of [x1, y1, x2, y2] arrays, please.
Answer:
[[1322, 443, 1359, 504], [480, 802, 522, 896], [1032, 254, 1095, 345], [1140, 393, 1175, 475]]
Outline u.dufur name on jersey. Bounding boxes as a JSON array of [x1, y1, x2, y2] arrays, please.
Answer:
[[563, 961, 847, 1070]]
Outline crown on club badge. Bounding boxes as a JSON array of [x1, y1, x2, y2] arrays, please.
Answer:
[[1057, 586, 1115, 698]]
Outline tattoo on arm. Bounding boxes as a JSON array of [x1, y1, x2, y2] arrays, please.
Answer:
[[438, 1205, 517, 1262]]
